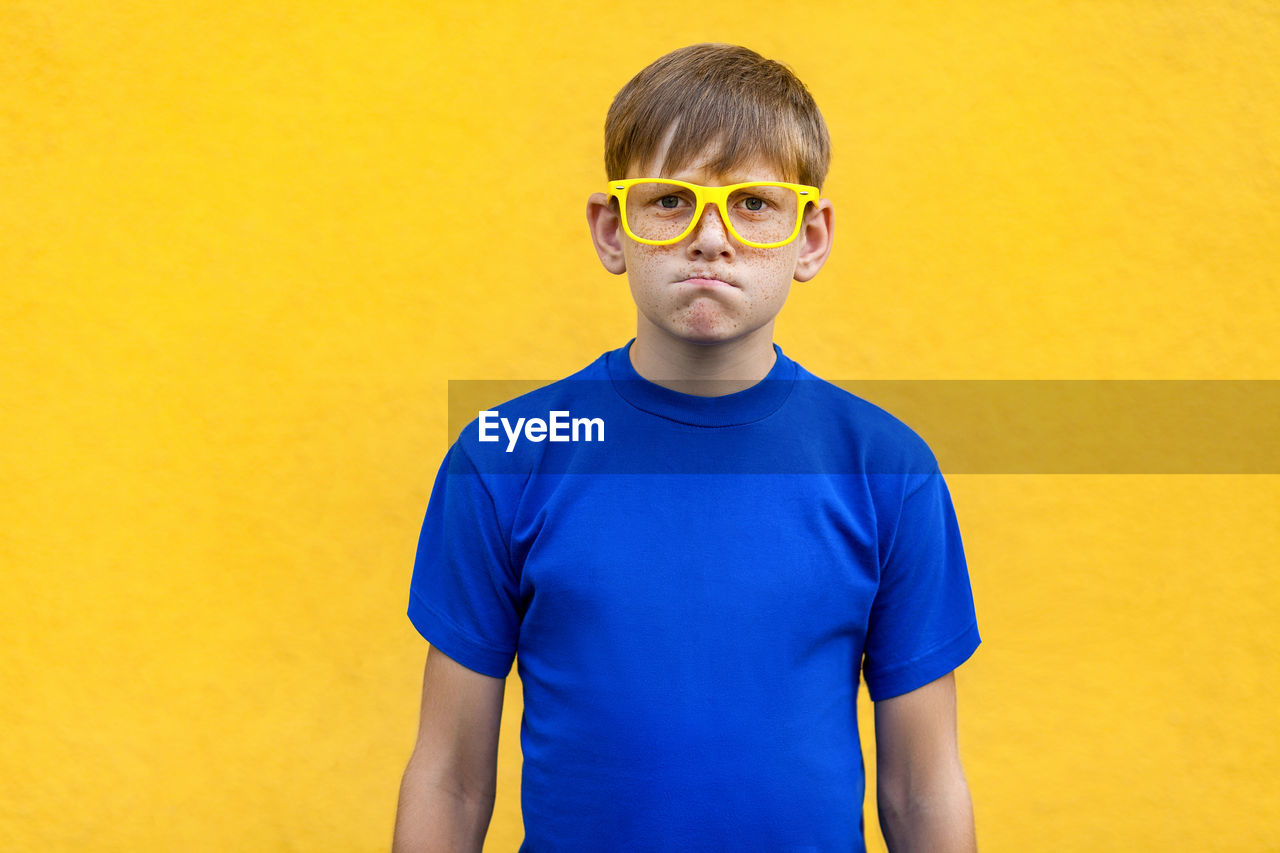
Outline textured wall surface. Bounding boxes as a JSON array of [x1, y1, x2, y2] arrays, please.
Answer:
[[3, 1, 1278, 850]]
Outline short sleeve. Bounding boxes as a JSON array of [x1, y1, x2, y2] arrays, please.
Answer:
[[407, 442, 521, 678], [862, 471, 981, 701]]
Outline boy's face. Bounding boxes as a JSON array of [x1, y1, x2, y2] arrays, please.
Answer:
[[587, 139, 834, 349]]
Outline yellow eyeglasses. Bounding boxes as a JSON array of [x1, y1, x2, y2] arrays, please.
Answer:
[[606, 178, 820, 249]]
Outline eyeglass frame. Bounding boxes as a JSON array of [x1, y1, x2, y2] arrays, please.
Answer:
[[605, 178, 822, 249]]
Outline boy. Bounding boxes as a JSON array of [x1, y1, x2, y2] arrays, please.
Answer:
[[394, 43, 980, 852]]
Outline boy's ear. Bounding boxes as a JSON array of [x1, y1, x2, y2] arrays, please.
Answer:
[[587, 193, 627, 275], [793, 199, 834, 283]]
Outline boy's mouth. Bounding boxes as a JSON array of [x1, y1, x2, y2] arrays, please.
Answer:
[[679, 273, 737, 288]]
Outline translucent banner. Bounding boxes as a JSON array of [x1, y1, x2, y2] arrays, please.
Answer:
[[447, 380, 1280, 474]]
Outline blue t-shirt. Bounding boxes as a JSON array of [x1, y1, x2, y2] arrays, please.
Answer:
[[408, 340, 980, 851]]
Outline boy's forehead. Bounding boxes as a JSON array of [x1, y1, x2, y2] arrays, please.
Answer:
[[626, 147, 792, 184], [624, 123, 794, 184]]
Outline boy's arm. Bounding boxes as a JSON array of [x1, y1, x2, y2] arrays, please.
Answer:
[[873, 670, 977, 853], [392, 645, 505, 853]]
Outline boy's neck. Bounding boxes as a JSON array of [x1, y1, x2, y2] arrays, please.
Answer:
[[628, 320, 779, 397]]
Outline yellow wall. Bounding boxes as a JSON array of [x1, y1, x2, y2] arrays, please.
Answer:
[[3, 1, 1278, 849]]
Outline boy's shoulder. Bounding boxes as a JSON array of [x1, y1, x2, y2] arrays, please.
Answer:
[[788, 359, 942, 477]]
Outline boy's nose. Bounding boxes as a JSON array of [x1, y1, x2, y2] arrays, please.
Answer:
[[688, 202, 734, 250]]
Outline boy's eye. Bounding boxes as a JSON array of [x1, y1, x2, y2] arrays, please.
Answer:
[[742, 197, 766, 211], [658, 195, 683, 209]]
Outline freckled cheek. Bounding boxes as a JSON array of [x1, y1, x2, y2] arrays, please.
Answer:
[[737, 254, 795, 308], [624, 249, 675, 309]]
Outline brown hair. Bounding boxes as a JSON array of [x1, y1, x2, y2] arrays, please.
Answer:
[[604, 43, 831, 188]]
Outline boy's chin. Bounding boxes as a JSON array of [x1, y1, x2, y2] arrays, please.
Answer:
[[661, 321, 763, 347], [638, 305, 777, 349]]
